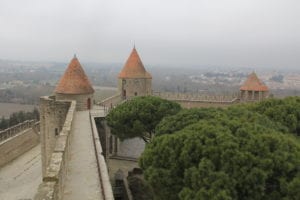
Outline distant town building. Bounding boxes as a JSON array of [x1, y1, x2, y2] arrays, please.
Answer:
[[118, 47, 152, 99], [240, 72, 269, 101], [54, 55, 94, 110]]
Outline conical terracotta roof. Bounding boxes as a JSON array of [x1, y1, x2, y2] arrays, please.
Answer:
[[240, 72, 268, 92], [118, 47, 152, 79], [55, 55, 94, 94]]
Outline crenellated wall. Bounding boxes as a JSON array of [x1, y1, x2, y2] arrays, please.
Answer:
[[173, 98, 239, 108], [153, 91, 240, 108]]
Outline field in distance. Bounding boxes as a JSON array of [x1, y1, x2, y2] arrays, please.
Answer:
[[0, 102, 36, 118]]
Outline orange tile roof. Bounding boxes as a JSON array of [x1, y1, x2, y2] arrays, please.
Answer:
[[240, 72, 269, 92], [55, 55, 94, 94], [118, 47, 152, 79]]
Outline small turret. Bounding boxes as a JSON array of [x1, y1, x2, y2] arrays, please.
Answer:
[[118, 47, 152, 99], [240, 72, 269, 101], [55, 55, 94, 110]]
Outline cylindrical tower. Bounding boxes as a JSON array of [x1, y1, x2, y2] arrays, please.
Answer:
[[118, 47, 152, 99]]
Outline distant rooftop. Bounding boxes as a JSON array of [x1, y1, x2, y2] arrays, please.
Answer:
[[240, 72, 268, 92]]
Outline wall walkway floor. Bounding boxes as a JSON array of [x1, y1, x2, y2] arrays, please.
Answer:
[[0, 144, 41, 200], [63, 110, 103, 200]]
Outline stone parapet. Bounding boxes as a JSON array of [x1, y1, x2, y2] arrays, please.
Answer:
[[56, 93, 93, 111], [34, 182, 57, 200], [98, 93, 122, 109], [35, 99, 76, 200], [0, 120, 37, 142], [153, 91, 240, 108], [90, 112, 114, 200], [0, 124, 40, 167], [153, 91, 239, 102]]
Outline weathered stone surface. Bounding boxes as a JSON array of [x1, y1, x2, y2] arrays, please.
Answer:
[[36, 96, 113, 200], [117, 138, 145, 159], [54, 135, 68, 152], [63, 111, 104, 200], [40, 96, 71, 177], [34, 182, 57, 200], [0, 144, 41, 200], [0, 128, 39, 167], [44, 152, 63, 182], [56, 93, 93, 111]]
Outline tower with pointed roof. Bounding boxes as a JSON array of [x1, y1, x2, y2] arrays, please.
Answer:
[[240, 72, 269, 101], [118, 47, 152, 99], [55, 55, 94, 110]]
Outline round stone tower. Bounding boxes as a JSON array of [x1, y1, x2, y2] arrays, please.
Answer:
[[118, 47, 152, 99], [54, 55, 94, 110], [240, 72, 269, 101]]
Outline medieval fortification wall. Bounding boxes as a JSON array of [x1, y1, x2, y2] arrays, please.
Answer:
[[99, 93, 122, 108], [0, 120, 40, 167], [56, 93, 94, 111], [118, 78, 152, 98], [35, 97, 76, 200], [153, 91, 240, 108]]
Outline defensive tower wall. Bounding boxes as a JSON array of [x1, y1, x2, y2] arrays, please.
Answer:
[[118, 78, 152, 99], [56, 93, 94, 111], [35, 96, 76, 199], [118, 47, 152, 99], [39, 96, 72, 177]]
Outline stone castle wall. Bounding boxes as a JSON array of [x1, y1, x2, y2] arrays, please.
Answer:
[[174, 99, 239, 108], [35, 97, 76, 200], [39, 96, 71, 177], [153, 91, 240, 108], [55, 93, 93, 111], [0, 124, 39, 167], [118, 78, 152, 98], [99, 93, 122, 108], [90, 115, 114, 199]]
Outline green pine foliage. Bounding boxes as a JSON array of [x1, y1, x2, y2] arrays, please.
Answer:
[[140, 96, 300, 200], [106, 96, 181, 143], [246, 97, 300, 135]]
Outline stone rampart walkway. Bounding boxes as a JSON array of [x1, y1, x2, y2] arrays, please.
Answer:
[[63, 111, 103, 200], [0, 144, 41, 200]]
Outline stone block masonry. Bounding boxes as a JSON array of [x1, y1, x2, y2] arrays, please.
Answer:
[[39, 96, 71, 177], [56, 93, 94, 111], [98, 93, 122, 109], [35, 97, 76, 200], [0, 125, 39, 167]]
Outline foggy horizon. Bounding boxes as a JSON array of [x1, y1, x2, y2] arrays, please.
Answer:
[[0, 0, 299, 69]]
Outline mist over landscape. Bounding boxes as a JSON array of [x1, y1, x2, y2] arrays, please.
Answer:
[[0, 0, 299, 68], [1, 1, 300, 200], [0, 0, 299, 102]]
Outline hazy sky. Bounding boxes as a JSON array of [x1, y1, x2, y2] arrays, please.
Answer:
[[0, 0, 299, 68]]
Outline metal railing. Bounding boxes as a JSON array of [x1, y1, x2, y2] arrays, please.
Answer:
[[0, 120, 38, 142]]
